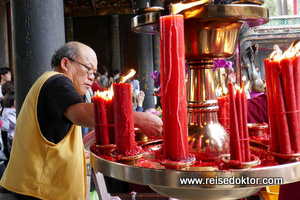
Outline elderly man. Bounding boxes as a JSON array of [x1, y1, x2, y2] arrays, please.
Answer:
[[0, 42, 162, 200]]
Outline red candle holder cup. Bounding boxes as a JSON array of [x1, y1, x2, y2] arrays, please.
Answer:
[[111, 149, 145, 165], [221, 154, 261, 169], [159, 154, 196, 170], [95, 144, 116, 156], [268, 151, 300, 164], [248, 123, 270, 149], [247, 123, 269, 137]]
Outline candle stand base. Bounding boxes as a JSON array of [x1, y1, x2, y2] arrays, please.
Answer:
[[269, 151, 300, 164], [96, 144, 116, 156], [91, 143, 300, 200], [221, 154, 261, 169], [111, 150, 145, 165], [159, 154, 196, 170]]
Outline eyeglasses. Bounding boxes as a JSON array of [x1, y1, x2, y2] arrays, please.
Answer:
[[66, 57, 96, 77]]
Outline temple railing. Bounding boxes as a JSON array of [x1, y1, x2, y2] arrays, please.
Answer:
[[263, 16, 300, 27]]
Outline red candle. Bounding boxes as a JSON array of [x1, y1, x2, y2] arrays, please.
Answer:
[[264, 59, 280, 152], [93, 95, 101, 145], [292, 54, 300, 150], [217, 95, 230, 128], [93, 94, 110, 145], [269, 60, 291, 154], [292, 54, 300, 110], [106, 98, 115, 144], [241, 84, 251, 162], [160, 14, 189, 161], [280, 58, 300, 153], [236, 90, 245, 162], [113, 83, 140, 156], [228, 82, 242, 161]]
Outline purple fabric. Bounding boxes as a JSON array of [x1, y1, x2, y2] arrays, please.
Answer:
[[249, 91, 265, 99], [279, 182, 300, 200], [247, 93, 268, 123]]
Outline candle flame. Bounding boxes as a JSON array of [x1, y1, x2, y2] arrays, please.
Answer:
[[281, 40, 300, 59], [120, 69, 136, 83], [95, 90, 113, 101], [269, 41, 300, 61], [269, 44, 283, 61], [215, 86, 222, 97], [242, 75, 247, 82], [170, 0, 209, 15]]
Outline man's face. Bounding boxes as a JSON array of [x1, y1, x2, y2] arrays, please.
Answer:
[[68, 50, 98, 95]]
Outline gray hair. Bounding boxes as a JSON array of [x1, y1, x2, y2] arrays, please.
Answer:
[[51, 43, 79, 68]]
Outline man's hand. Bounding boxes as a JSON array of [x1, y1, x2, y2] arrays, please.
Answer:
[[134, 112, 162, 139]]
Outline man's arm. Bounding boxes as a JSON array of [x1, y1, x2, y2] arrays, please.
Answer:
[[134, 112, 162, 139], [64, 103, 163, 138], [64, 102, 95, 128]]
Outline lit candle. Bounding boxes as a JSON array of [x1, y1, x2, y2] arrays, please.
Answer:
[[292, 54, 300, 120], [264, 59, 280, 152], [113, 83, 140, 156], [241, 84, 251, 162], [106, 97, 115, 144], [236, 89, 244, 162], [280, 58, 300, 153], [93, 95, 101, 145], [93, 92, 110, 145], [269, 60, 291, 154], [228, 82, 242, 161], [160, 14, 189, 161]]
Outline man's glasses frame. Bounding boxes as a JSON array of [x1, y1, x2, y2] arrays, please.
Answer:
[[65, 57, 96, 77]]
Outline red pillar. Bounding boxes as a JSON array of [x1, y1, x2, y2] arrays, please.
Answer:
[[294, 0, 298, 15]]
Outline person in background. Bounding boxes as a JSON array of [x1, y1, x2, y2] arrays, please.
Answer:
[[111, 69, 121, 83], [256, 67, 261, 79], [0, 81, 14, 115], [133, 90, 145, 112], [1, 92, 16, 159], [249, 78, 265, 99], [99, 67, 109, 89], [0, 68, 12, 99], [0, 41, 162, 200], [92, 72, 104, 93], [247, 93, 268, 124]]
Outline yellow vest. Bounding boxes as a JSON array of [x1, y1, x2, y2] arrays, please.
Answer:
[[0, 71, 87, 200]]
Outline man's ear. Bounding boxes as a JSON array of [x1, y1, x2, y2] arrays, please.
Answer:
[[60, 57, 69, 72]]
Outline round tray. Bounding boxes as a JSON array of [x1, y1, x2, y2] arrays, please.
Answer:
[[90, 147, 300, 200]]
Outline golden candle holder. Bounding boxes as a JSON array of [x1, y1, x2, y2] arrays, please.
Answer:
[[221, 154, 261, 169], [111, 149, 145, 165], [159, 154, 196, 170], [269, 151, 300, 164], [96, 144, 116, 156]]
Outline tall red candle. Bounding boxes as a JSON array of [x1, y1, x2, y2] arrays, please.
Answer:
[[269, 61, 291, 154], [292, 54, 300, 111], [280, 58, 300, 153], [264, 59, 280, 152], [93, 94, 110, 145], [229, 82, 242, 161], [106, 98, 115, 144], [93, 95, 102, 145], [113, 83, 140, 156], [160, 14, 189, 161], [292, 54, 300, 149], [236, 90, 244, 162], [241, 84, 251, 162]]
